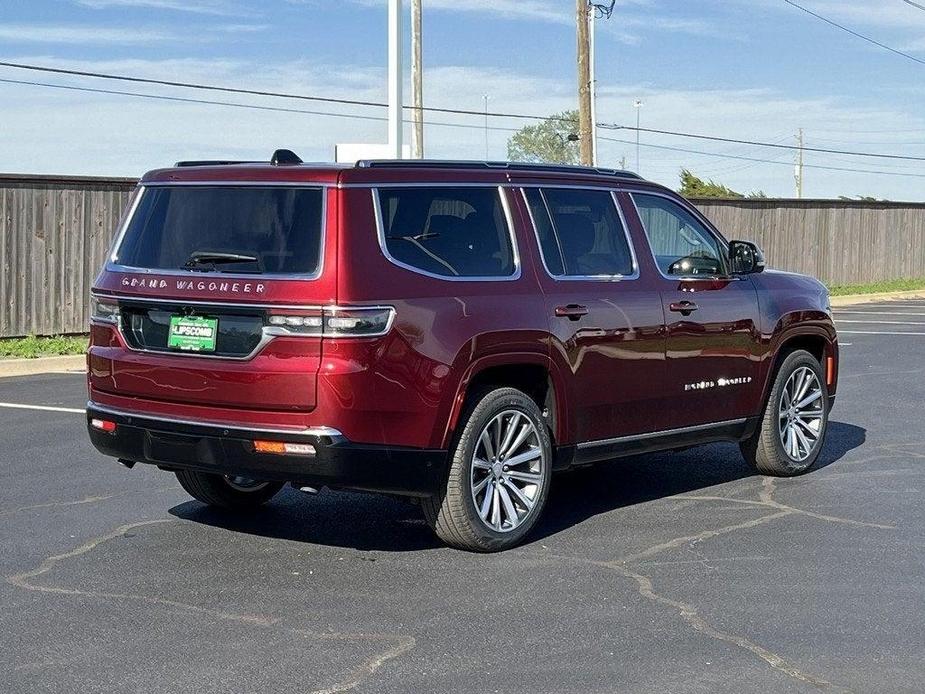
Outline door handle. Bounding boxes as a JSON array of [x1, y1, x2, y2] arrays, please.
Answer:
[[669, 301, 699, 315], [555, 304, 589, 321]]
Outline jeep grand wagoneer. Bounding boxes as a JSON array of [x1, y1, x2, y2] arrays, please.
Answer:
[[87, 152, 838, 551]]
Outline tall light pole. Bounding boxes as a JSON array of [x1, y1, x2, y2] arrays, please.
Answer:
[[411, 0, 424, 159], [388, 0, 404, 159], [633, 99, 643, 173], [795, 128, 804, 199]]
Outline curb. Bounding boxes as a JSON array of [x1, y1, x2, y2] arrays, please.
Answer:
[[829, 289, 925, 307], [0, 355, 86, 379]]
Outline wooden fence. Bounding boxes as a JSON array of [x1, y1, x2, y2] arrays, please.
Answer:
[[0, 174, 923, 337], [0, 174, 136, 338], [691, 198, 925, 287]]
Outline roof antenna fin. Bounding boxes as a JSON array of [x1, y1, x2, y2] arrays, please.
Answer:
[[271, 149, 303, 166]]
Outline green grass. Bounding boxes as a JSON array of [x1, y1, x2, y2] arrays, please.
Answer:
[[0, 334, 88, 359], [827, 278, 925, 297]]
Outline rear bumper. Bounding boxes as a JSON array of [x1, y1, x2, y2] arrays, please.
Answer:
[[86, 403, 448, 497]]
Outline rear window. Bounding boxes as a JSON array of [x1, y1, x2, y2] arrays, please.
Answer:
[[115, 186, 324, 275], [377, 187, 516, 278]]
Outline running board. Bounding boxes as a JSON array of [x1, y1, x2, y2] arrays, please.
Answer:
[[556, 418, 757, 468]]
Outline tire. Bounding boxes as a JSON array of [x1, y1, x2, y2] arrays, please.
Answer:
[[423, 387, 553, 552], [740, 349, 829, 476], [175, 470, 284, 510]]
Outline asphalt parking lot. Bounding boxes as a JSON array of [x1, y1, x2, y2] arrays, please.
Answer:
[[2, 299, 924, 694]]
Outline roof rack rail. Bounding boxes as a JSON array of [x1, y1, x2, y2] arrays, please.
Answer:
[[175, 149, 305, 168], [174, 160, 261, 167], [355, 159, 643, 179]]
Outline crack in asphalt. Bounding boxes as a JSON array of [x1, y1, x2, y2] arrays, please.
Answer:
[[534, 454, 900, 693], [6, 519, 416, 694], [0, 485, 180, 517]]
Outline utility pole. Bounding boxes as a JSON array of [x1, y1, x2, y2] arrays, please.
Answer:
[[589, 8, 597, 166], [634, 99, 643, 173], [388, 0, 404, 159], [483, 94, 490, 159], [795, 128, 804, 199], [411, 0, 424, 159], [576, 0, 593, 166]]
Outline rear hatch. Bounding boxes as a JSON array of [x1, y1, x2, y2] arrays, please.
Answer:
[[90, 183, 331, 411]]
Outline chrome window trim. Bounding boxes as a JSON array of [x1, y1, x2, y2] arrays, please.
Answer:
[[626, 190, 733, 282], [87, 401, 345, 439], [518, 186, 640, 282], [108, 183, 329, 281], [92, 294, 395, 361], [577, 418, 747, 450], [372, 185, 522, 282]]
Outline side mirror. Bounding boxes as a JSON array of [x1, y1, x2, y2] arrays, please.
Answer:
[[729, 240, 765, 275]]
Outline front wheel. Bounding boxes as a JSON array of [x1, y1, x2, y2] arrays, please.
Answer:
[[423, 387, 552, 552], [175, 470, 284, 510], [740, 349, 829, 476]]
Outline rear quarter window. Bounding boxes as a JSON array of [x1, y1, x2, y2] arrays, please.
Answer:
[[376, 187, 516, 279], [115, 186, 325, 276]]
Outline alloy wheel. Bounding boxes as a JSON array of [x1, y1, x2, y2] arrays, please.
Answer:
[[778, 366, 824, 462], [470, 410, 546, 533]]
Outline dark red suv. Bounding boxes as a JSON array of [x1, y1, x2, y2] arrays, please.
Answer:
[[87, 152, 838, 551]]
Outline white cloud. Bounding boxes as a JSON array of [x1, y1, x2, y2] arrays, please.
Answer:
[[0, 23, 177, 44], [75, 0, 249, 16]]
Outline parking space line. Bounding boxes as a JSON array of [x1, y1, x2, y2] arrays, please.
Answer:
[[837, 330, 925, 336], [0, 402, 84, 414], [837, 320, 925, 325], [834, 311, 925, 316]]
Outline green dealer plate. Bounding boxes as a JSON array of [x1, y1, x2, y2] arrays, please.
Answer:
[[168, 316, 218, 352]]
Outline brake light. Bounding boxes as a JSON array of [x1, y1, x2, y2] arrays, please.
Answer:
[[253, 440, 316, 456], [90, 296, 120, 324], [265, 307, 394, 338], [91, 418, 117, 433]]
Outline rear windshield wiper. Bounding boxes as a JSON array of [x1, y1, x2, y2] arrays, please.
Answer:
[[183, 251, 259, 271]]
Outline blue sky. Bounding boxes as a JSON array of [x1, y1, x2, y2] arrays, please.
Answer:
[[1, 0, 923, 199]]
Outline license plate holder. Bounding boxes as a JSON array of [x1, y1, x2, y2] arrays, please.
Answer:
[[168, 315, 218, 352]]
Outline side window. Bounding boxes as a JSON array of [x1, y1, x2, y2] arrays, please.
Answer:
[[377, 187, 515, 278], [523, 188, 564, 276], [527, 188, 634, 277], [633, 194, 727, 277]]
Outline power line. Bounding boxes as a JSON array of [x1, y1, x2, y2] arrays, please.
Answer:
[[781, 0, 925, 66], [0, 77, 523, 134], [599, 123, 925, 162], [0, 59, 569, 124], [598, 136, 925, 179], [901, 0, 925, 12], [3, 58, 925, 162]]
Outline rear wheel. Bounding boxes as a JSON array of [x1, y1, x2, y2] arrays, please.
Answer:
[[175, 470, 284, 510], [740, 349, 829, 476], [423, 387, 552, 552]]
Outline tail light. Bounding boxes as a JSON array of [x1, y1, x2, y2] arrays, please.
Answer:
[[91, 418, 117, 433], [90, 296, 120, 324], [265, 306, 394, 338]]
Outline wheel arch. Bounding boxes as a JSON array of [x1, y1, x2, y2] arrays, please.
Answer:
[[760, 325, 835, 409], [440, 353, 567, 450]]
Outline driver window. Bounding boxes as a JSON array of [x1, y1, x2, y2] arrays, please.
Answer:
[[633, 194, 726, 277]]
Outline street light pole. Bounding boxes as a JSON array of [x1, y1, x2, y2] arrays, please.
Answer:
[[388, 0, 404, 159]]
